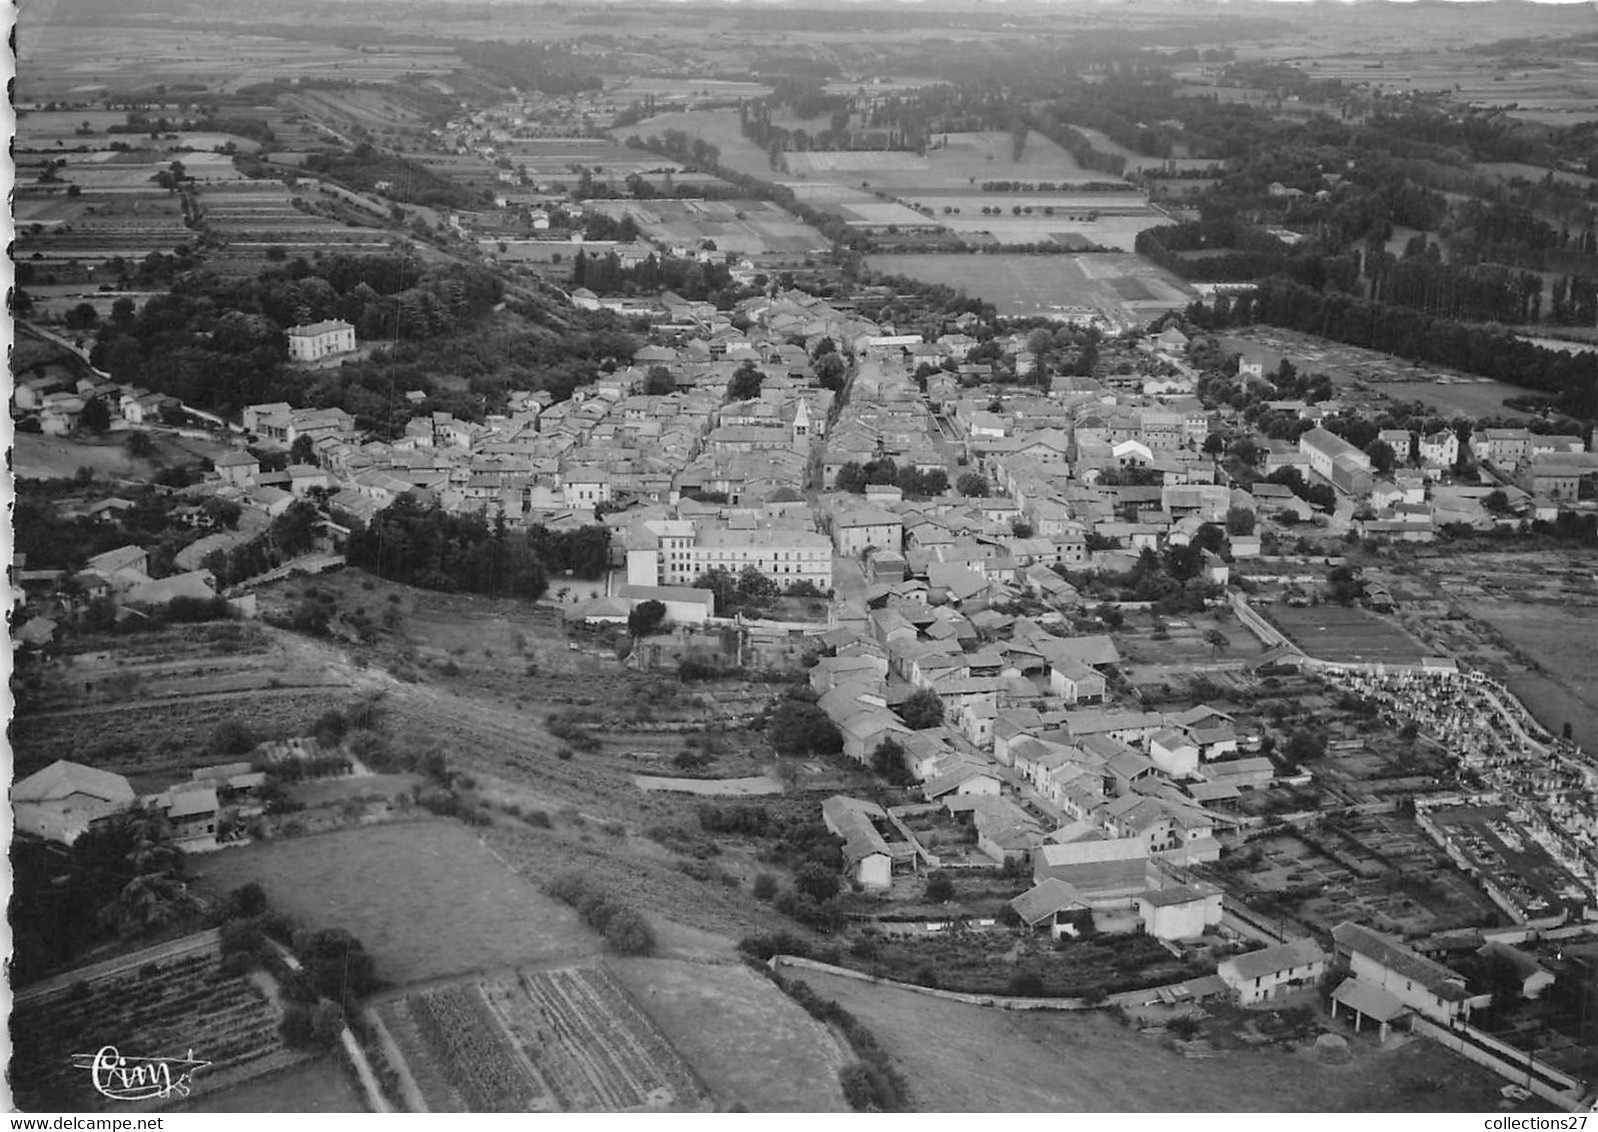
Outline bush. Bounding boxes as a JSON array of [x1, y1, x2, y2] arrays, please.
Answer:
[[279, 1003, 317, 1047], [211, 718, 258, 756], [545, 872, 656, 956], [220, 950, 258, 977], [219, 919, 265, 956], [603, 909, 656, 955], [224, 882, 268, 920]]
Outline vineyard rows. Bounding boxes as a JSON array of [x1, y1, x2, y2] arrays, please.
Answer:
[[387, 965, 703, 1113], [11, 946, 288, 1111]]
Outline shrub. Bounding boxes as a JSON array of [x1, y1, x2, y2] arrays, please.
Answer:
[[603, 909, 656, 955], [311, 1002, 346, 1046], [525, 809, 552, 828], [225, 882, 269, 920], [279, 1003, 316, 1047], [220, 950, 258, 977], [211, 718, 258, 756], [219, 919, 265, 955]]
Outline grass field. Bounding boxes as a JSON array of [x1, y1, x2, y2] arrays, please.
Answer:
[[1264, 604, 1430, 665], [609, 958, 849, 1112], [867, 252, 1195, 327], [1476, 604, 1598, 753], [792, 970, 1511, 1111], [190, 822, 596, 987]]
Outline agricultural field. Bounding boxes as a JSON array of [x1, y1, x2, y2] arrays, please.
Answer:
[[1473, 604, 1598, 755], [11, 936, 298, 1112], [786, 132, 1096, 192], [190, 822, 596, 987], [1217, 328, 1544, 420], [1262, 604, 1431, 666], [15, 27, 459, 100], [618, 110, 778, 181], [790, 968, 1508, 1111], [375, 965, 704, 1112], [867, 252, 1197, 328], [609, 957, 850, 1112], [905, 194, 1173, 251], [590, 197, 828, 256]]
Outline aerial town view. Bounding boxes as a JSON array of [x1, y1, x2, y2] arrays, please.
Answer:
[[9, 0, 1598, 1117]]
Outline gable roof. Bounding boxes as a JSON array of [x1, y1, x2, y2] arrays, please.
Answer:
[[1332, 922, 1470, 1002], [1223, 938, 1327, 981], [1011, 878, 1088, 926], [15, 760, 136, 805]]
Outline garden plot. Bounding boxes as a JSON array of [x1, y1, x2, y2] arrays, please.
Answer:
[[377, 965, 704, 1112], [11, 940, 295, 1112]]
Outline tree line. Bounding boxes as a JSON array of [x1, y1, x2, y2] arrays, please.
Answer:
[[1184, 277, 1598, 419]]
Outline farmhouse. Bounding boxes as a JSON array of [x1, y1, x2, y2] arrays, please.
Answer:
[[286, 319, 357, 362], [13, 760, 136, 845], [1217, 938, 1327, 1004], [821, 795, 910, 890], [163, 787, 220, 848], [1332, 921, 1483, 1024], [1011, 878, 1093, 940]]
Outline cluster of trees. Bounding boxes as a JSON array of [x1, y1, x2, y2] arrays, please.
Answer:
[[1059, 545, 1224, 613], [763, 691, 844, 757], [343, 495, 611, 601], [834, 458, 949, 499], [203, 500, 320, 588], [11, 808, 199, 984], [87, 254, 503, 420], [302, 146, 468, 210], [571, 249, 736, 303]]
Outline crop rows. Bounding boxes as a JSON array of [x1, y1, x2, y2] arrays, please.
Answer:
[[393, 967, 700, 1113], [407, 985, 544, 1112], [11, 948, 284, 1110], [518, 967, 701, 1109]]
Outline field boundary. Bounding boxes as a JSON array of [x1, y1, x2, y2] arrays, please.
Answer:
[[770, 954, 1091, 1011]]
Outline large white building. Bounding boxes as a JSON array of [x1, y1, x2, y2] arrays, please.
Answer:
[[626, 518, 832, 591], [286, 319, 357, 362]]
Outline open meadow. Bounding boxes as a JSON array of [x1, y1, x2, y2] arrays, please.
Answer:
[[1476, 604, 1598, 754], [190, 821, 595, 987], [609, 957, 850, 1112], [792, 969, 1511, 1112]]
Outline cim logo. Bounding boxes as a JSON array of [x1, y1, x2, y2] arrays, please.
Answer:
[[70, 1047, 211, 1102]]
